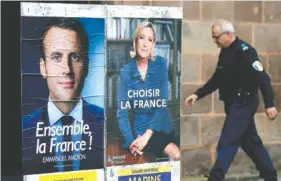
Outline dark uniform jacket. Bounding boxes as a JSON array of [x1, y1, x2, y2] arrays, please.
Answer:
[[195, 37, 275, 108]]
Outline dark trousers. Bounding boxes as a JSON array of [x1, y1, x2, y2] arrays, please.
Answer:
[[208, 96, 277, 181]]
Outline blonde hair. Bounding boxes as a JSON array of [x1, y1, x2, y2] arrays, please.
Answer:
[[129, 20, 157, 61]]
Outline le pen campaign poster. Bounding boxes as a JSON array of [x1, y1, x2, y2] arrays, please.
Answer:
[[20, 2, 182, 181], [105, 5, 182, 181]]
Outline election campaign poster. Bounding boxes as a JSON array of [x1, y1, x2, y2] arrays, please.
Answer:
[[105, 5, 182, 181], [21, 2, 106, 181]]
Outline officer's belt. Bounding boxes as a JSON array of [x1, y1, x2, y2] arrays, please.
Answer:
[[223, 90, 257, 103]]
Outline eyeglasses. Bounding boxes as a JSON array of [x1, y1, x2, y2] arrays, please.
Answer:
[[212, 32, 227, 40]]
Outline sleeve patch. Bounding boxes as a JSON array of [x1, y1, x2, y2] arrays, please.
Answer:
[[252, 61, 263, 71]]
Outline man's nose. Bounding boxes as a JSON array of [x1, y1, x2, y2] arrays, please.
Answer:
[[62, 58, 71, 74]]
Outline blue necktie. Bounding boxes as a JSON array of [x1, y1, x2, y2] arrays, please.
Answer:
[[61, 115, 73, 171]]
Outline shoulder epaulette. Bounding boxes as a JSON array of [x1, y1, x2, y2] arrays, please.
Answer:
[[240, 43, 249, 51]]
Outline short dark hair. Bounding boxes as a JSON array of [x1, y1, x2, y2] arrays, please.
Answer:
[[40, 17, 89, 63]]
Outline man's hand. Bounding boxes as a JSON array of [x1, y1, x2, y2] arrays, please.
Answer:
[[265, 107, 278, 121], [184, 94, 198, 107]]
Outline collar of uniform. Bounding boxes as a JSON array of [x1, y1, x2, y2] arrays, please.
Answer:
[[47, 97, 83, 126], [227, 36, 239, 49]]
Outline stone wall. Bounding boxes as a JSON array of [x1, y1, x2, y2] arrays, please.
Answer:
[[96, 0, 281, 180]]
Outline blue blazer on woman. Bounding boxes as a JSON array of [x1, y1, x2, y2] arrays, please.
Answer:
[[117, 55, 174, 149]]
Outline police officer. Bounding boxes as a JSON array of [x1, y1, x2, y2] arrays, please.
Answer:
[[185, 19, 278, 181]]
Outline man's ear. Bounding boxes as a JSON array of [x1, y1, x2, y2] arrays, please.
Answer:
[[40, 58, 47, 78]]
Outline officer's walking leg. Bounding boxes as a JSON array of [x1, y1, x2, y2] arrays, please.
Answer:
[[208, 103, 253, 181], [241, 120, 277, 181]]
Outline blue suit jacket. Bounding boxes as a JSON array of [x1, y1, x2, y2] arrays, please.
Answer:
[[117, 55, 174, 149], [22, 100, 104, 175]]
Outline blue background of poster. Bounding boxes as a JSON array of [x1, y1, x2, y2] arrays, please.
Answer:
[[21, 17, 105, 115]]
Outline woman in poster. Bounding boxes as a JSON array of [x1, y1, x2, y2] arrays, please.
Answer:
[[117, 20, 180, 161]]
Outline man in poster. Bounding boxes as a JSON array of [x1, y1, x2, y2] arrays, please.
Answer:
[[22, 17, 104, 175]]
